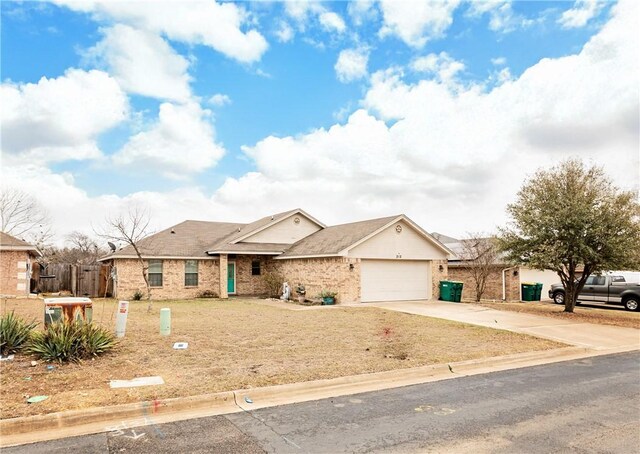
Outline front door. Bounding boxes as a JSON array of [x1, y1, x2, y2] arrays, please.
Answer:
[[227, 262, 236, 294]]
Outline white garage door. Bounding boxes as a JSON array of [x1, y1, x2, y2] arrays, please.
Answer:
[[361, 260, 431, 302]]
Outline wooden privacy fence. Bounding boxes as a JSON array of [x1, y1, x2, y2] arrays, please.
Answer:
[[38, 264, 113, 297]]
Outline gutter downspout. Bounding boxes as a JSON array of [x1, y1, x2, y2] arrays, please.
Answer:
[[502, 267, 515, 301]]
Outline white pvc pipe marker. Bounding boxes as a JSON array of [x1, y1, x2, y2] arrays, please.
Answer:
[[160, 308, 171, 336], [115, 301, 129, 338]]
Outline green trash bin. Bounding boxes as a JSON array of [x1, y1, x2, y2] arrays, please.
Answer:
[[521, 283, 536, 302], [450, 281, 464, 303], [534, 283, 543, 301], [439, 281, 453, 301]]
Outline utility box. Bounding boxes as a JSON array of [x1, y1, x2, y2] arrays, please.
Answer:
[[44, 297, 93, 325]]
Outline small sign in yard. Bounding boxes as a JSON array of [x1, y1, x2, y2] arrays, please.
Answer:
[[173, 342, 188, 349]]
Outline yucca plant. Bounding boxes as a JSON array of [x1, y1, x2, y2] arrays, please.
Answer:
[[28, 322, 117, 363], [0, 311, 38, 355], [81, 323, 118, 357]]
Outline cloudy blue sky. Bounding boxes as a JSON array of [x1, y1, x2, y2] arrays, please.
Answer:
[[1, 0, 638, 242]]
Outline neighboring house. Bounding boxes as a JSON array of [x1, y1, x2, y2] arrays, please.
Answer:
[[432, 233, 559, 301], [99, 209, 451, 303], [0, 232, 41, 297]]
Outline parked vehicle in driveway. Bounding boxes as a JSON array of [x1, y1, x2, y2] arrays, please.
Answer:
[[549, 275, 640, 311]]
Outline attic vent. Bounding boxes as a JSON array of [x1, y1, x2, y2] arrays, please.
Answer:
[[171, 229, 176, 234], [395, 225, 403, 234], [293, 217, 300, 224]]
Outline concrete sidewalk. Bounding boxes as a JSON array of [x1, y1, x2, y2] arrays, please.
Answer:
[[369, 301, 640, 351]]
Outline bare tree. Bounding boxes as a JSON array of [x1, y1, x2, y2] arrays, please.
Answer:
[[42, 232, 105, 265], [0, 187, 52, 246], [459, 234, 499, 302], [97, 207, 154, 312]]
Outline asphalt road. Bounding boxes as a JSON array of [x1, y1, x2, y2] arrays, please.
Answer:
[[6, 352, 640, 453]]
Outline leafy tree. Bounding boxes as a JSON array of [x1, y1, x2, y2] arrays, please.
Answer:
[[499, 159, 640, 312], [459, 234, 499, 302]]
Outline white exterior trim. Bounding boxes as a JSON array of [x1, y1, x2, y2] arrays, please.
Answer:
[[340, 215, 452, 256], [207, 251, 284, 255], [100, 255, 219, 261], [230, 209, 326, 244], [275, 253, 343, 260]]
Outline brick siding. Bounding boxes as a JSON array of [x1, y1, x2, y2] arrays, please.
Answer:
[[114, 258, 220, 300], [431, 259, 448, 300], [275, 257, 361, 304], [0, 250, 32, 297], [447, 265, 522, 302]]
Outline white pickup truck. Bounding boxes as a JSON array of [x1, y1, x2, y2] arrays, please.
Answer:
[[548, 275, 640, 311]]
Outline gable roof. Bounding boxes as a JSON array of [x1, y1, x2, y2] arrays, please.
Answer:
[[0, 232, 41, 256], [100, 210, 449, 261], [101, 220, 245, 260], [278, 216, 398, 258], [279, 214, 453, 259], [226, 208, 325, 244]]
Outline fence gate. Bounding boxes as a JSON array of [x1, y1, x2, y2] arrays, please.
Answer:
[[39, 264, 112, 297]]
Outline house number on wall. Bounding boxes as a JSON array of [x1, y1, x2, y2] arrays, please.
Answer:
[[395, 225, 402, 233]]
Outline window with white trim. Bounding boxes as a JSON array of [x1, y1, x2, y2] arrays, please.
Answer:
[[148, 260, 163, 287], [185, 260, 198, 286]]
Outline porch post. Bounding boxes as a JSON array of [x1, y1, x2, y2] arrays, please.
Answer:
[[219, 254, 228, 299]]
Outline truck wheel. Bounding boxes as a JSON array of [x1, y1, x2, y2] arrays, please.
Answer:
[[623, 298, 639, 312], [553, 292, 565, 305]]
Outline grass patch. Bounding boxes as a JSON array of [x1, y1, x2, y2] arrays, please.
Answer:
[[1, 297, 563, 419], [478, 301, 640, 329]]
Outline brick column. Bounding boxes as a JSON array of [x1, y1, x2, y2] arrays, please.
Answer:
[[432, 259, 448, 300], [219, 254, 228, 299]]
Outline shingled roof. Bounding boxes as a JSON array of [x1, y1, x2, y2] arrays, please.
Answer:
[[101, 210, 446, 261], [0, 232, 41, 255], [104, 220, 245, 259], [278, 215, 398, 258]]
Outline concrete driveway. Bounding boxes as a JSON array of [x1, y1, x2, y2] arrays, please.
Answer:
[[369, 300, 640, 351]]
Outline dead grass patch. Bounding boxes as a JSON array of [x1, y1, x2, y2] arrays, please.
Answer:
[[478, 301, 640, 329], [1, 297, 562, 419]]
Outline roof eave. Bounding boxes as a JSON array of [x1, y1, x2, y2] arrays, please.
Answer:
[[230, 209, 326, 244]]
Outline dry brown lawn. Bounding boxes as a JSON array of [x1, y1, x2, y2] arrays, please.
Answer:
[[478, 301, 640, 329], [1, 297, 562, 419]]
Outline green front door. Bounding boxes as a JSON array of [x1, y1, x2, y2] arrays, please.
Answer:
[[227, 262, 236, 294]]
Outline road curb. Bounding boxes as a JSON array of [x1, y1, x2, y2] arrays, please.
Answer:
[[1, 345, 637, 447]]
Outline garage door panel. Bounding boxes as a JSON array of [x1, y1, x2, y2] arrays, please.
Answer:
[[361, 260, 431, 302]]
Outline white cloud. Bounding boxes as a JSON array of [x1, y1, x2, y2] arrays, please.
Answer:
[[54, 0, 268, 63], [275, 20, 294, 43], [378, 0, 461, 47], [208, 93, 232, 107], [284, 1, 347, 35], [319, 11, 346, 33], [410, 52, 465, 85], [1, 69, 128, 162], [335, 48, 369, 83], [466, 1, 530, 33], [85, 24, 191, 102], [491, 57, 507, 66], [558, 0, 604, 29], [112, 102, 225, 179], [347, 0, 378, 26], [5, 0, 637, 242]]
